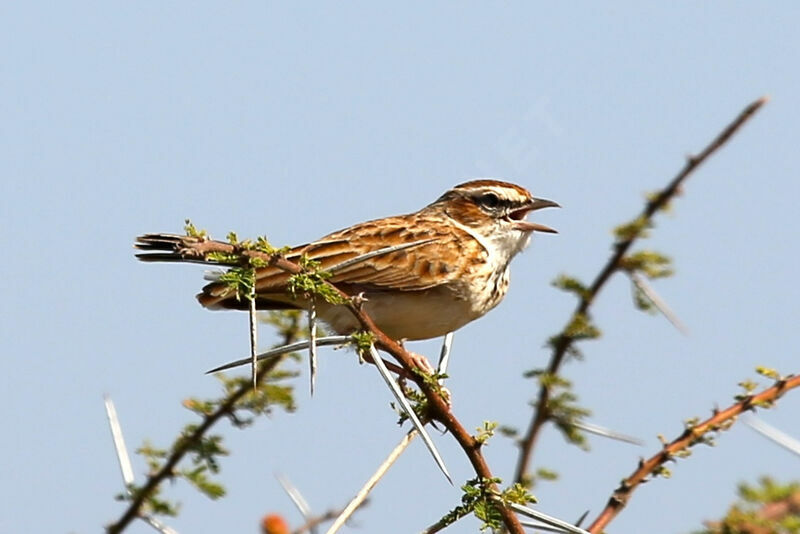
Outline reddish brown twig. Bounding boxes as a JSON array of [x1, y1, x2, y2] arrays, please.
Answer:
[[108, 353, 286, 534], [514, 96, 768, 484], [587, 374, 800, 533], [130, 238, 524, 533]]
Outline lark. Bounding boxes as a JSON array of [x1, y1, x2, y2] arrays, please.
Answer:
[[136, 179, 558, 348]]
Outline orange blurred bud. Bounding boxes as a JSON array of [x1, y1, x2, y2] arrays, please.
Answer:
[[261, 513, 290, 534]]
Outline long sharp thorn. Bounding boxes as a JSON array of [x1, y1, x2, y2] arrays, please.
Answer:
[[504, 501, 591, 534], [517, 522, 576, 533], [106, 398, 179, 534], [141, 516, 179, 534], [249, 289, 258, 390], [104, 395, 135, 488], [368, 345, 452, 484], [571, 420, 643, 446], [309, 298, 318, 396], [437, 332, 454, 375], [206, 336, 350, 374], [275, 473, 313, 521], [575, 510, 590, 527], [630, 272, 688, 335], [745, 415, 800, 457]]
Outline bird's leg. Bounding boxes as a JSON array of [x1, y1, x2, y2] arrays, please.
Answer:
[[393, 352, 451, 408], [397, 339, 436, 375]]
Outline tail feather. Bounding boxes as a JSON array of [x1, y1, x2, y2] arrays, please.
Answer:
[[135, 232, 303, 312], [136, 253, 202, 263], [134, 233, 210, 264]]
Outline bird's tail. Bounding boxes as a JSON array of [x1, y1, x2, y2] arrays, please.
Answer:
[[134, 233, 301, 311], [134, 233, 218, 265]]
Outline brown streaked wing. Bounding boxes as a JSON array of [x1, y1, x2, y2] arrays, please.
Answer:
[[312, 214, 474, 291], [198, 213, 477, 309]]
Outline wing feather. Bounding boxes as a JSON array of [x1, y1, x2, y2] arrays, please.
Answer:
[[199, 214, 483, 309]]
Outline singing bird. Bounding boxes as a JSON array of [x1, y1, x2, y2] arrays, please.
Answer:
[[135, 179, 558, 343]]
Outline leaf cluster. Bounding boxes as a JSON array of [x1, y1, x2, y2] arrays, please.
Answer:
[[536, 372, 591, 450], [475, 421, 498, 445], [287, 262, 347, 305], [118, 431, 229, 517], [735, 367, 788, 406], [183, 219, 208, 240], [438, 477, 536, 532], [695, 477, 800, 534], [613, 215, 652, 242], [619, 250, 674, 279], [117, 481, 180, 518], [122, 344, 300, 520]]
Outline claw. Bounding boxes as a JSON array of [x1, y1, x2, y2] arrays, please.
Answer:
[[408, 351, 435, 375]]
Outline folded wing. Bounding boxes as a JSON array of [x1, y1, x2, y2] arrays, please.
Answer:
[[199, 214, 482, 310]]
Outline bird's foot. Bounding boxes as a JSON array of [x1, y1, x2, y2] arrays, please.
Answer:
[[405, 351, 451, 406], [407, 351, 435, 375]]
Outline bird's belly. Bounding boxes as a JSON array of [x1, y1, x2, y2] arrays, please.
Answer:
[[319, 288, 477, 341]]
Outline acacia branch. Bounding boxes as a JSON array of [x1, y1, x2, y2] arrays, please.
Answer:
[[107, 353, 286, 533], [513, 96, 768, 484], [587, 374, 800, 533], [131, 238, 525, 533]]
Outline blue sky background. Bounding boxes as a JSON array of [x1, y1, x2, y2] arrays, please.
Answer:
[[2, 3, 799, 534]]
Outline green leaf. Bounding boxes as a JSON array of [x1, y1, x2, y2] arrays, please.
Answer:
[[184, 219, 208, 239], [551, 274, 590, 300], [563, 313, 601, 341], [613, 216, 652, 241], [216, 267, 256, 301], [619, 250, 674, 279], [475, 421, 498, 445]]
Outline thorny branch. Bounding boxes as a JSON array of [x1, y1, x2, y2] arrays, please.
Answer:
[[273, 495, 370, 534], [587, 374, 800, 533], [513, 96, 768, 485], [107, 353, 286, 534], [126, 239, 525, 533], [119, 97, 772, 534]]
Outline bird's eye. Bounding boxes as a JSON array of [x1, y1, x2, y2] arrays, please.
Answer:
[[478, 193, 501, 209]]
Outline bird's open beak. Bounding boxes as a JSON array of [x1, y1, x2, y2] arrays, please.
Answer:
[[509, 197, 560, 234]]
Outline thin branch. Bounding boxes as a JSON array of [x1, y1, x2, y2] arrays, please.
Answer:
[[513, 96, 768, 485], [106, 354, 285, 534], [325, 430, 417, 534], [326, 334, 455, 534], [368, 344, 451, 483], [294, 502, 369, 534], [273, 472, 370, 534], [587, 373, 800, 533]]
